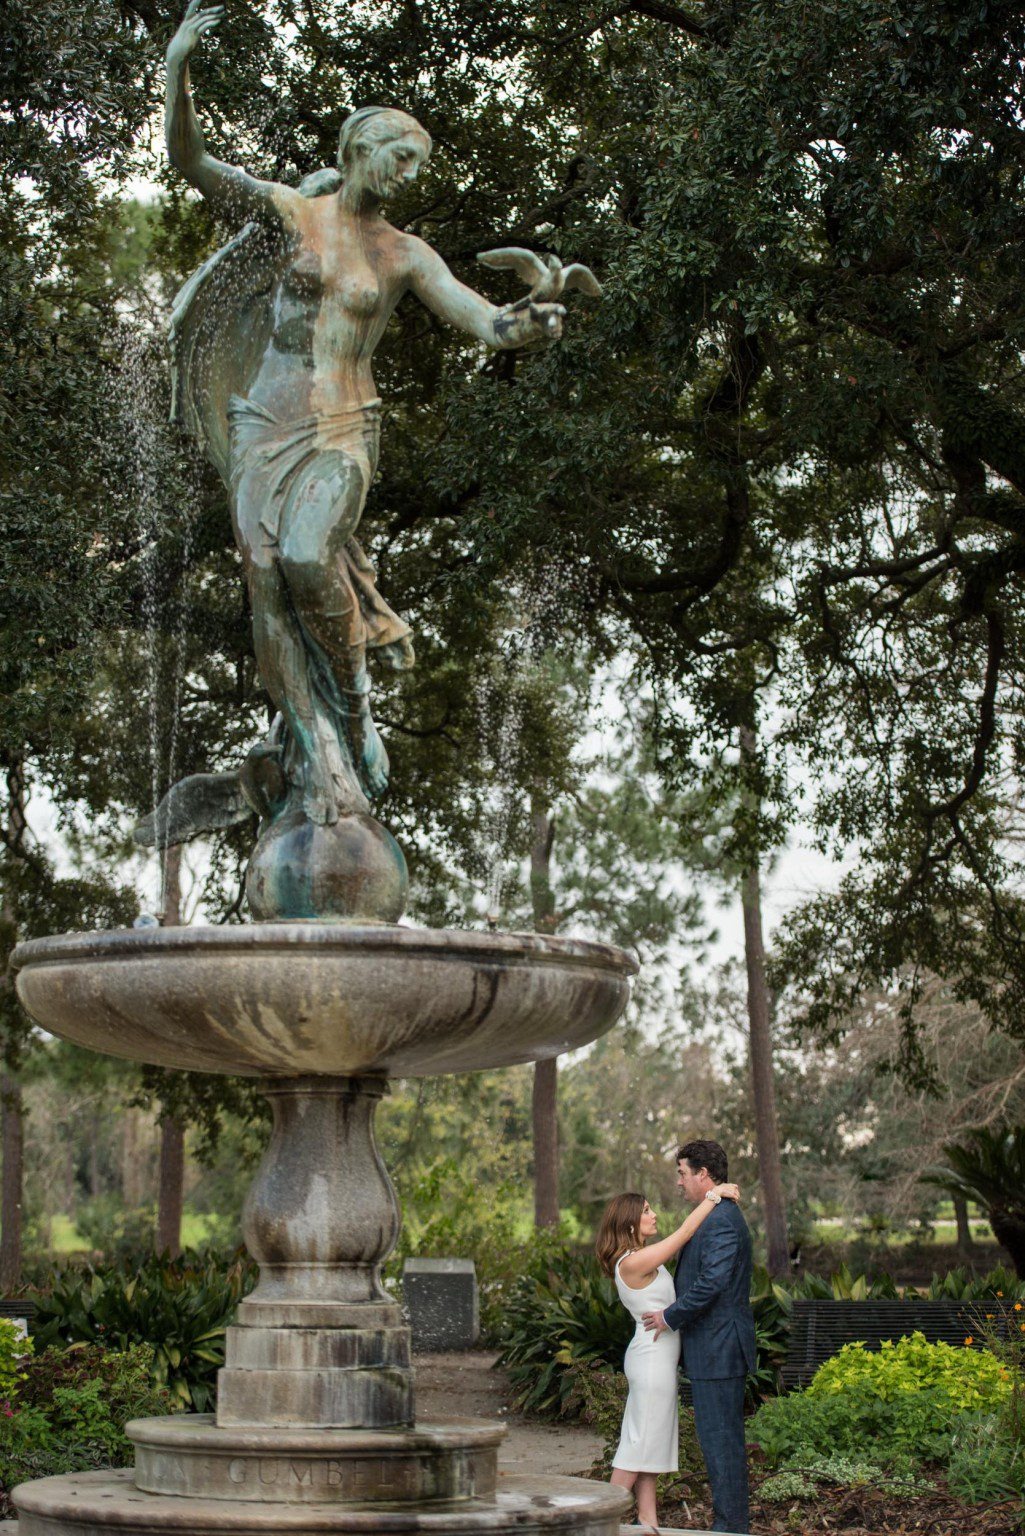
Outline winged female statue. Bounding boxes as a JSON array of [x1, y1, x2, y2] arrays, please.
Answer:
[[151, 0, 600, 920]]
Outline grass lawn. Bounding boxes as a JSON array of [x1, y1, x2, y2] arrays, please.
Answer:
[[44, 1209, 220, 1255]]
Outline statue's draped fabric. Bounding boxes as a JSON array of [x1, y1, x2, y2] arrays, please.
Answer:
[[168, 206, 409, 815]]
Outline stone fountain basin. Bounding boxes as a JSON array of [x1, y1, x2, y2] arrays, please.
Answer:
[[11, 924, 637, 1077]]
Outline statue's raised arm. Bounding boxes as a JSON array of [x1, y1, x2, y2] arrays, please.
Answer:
[[157, 29, 601, 923], [165, 0, 284, 220]]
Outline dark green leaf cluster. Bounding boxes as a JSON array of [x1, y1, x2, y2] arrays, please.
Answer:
[[30, 1249, 256, 1410]]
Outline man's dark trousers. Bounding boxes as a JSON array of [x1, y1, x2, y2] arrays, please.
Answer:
[[689, 1376, 749, 1533], [662, 1200, 756, 1535]]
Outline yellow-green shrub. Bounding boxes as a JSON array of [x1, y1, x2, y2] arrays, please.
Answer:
[[807, 1332, 1012, 1417], [749, 1332, 1012, 1468]]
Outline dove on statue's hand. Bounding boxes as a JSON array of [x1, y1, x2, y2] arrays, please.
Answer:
[[477, 247, 603, 303]]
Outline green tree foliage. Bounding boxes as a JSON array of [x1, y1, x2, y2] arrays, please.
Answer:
[[6, 0, 1025, 1074]]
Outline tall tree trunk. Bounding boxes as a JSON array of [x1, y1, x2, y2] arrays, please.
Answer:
[[953, 1193, 975, 1261], [530, 798, 560, 1229], [739, 724, 790, 1278], [989, 1207, 1025, 1280], [0, 756, 28, 1291], [122, 1110, 148, 1208], [155, 1116, 185, 1258], [0, 1073, 23, 1292], [156, 844, 185, 1257]]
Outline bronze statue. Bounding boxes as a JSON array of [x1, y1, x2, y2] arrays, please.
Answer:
[[149, 0, 599, 921]]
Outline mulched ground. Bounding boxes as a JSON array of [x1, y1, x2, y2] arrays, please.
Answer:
[[659, 1471, 1023, 1535]]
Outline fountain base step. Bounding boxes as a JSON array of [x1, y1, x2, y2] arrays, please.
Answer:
[[13, 1469, 629, 1536], [215, 1364, 414, 1429], [217, 1321, 413, 1427], [128, 1416, 499, 1503]]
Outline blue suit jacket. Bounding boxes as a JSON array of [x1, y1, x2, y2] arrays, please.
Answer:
[[663, 1199, 757, 1380]]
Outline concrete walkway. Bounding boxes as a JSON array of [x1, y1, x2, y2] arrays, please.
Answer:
[[413, 1348, 603, 1476]]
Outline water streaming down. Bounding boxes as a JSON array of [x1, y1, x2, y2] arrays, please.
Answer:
[[473, 558, 577, 929], [107, 321, 201, 916]]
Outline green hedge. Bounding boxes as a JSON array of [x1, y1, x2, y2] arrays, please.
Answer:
[[0, 1341, 174, 1518], [31, 1251, 256, 1410]]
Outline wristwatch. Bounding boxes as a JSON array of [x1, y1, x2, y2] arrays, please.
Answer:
[[705, 1189, 722, 1205]]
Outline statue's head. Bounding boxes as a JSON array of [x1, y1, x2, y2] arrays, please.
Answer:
[[337, 107, 432, 201]]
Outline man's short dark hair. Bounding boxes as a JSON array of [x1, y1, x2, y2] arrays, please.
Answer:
[[677, 1139, 728, 1184]]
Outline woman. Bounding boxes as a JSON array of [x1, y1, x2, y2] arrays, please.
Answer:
[[595, 1184, 741, 1531], [164, 2, 566, 825]]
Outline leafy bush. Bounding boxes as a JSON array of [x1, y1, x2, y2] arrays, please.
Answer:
[[923, 1264, 1025, 1302], [494, 1245, 631, 1416], [793, 1264, 901, 1301], [749, 1332, 1012, 1468], [0, 1319, 30, 1404], [385, 1159, 539, 1340], [749, 1265, 791, 1397], [0, 1344, 173, 1519], [759, 1468, 818, 1502], [31, 1251, 256, 1410], [74, 1195, 156, 1263]]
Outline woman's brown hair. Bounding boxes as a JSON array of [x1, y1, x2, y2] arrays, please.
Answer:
[[595, 1192, 646, 1277]]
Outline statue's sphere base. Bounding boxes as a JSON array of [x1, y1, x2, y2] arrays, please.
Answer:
[[246, 811, 408, 923]]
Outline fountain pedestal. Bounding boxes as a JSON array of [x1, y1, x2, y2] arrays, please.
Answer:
[[221, 1076, 410, 1430], [10, 924, 636, 1536]]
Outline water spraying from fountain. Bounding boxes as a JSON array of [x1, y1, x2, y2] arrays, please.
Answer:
[[473, 557, 588, 929], [106, 319, 200, 920]]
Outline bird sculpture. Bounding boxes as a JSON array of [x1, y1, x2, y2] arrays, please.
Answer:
[[477, 248, 603, 304]]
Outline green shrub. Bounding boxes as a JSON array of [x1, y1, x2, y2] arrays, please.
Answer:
[[749, 1332, 1012, 1468], [807, 1332, 1012, 1417], [923, 1264, 1025, 1302], [793, 1264, 901, 1301], [385, 1160, 539, 1341], [788, 1264, 1025, 1304], [74, 1195, 156, 1263], [0, 1319, 30, 1404], [759, 1468, 818, 1502], [749, 1265, 791, 1398], [17, 1341, 173, 1431], [0, 1344, 174, 1519], [31, 1251, 256, 1411], [494, 1245, 632, 1416]]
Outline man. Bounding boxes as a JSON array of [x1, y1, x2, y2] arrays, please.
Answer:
[[642, 1138, 756, 1534]]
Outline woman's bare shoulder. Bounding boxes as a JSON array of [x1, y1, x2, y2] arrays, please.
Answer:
[[387, 226, 441, 272]]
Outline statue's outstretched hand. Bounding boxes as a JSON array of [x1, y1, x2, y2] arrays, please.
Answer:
[[167, 0, 224, 63], [494, 298, 566, 349]]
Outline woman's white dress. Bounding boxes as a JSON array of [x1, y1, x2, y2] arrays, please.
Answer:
[[611, 1253, 681, 1472]]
